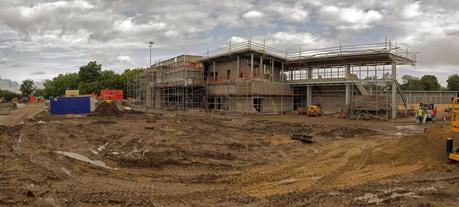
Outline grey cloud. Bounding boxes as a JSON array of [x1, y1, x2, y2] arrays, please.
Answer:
[[0, 0, 458, 83], [0, 57, 8, 64], [30, 71, 46, 75]]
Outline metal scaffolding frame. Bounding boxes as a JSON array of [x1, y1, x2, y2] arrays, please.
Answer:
[[133, 39, 416, 119]]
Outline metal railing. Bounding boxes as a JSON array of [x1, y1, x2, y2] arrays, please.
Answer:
[[287, 42, 416, 62], [202, 40, 287, 60], [201, 40, 416, 63]]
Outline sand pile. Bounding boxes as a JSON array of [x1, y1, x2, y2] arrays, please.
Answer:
[[391, 125, 459, 171]]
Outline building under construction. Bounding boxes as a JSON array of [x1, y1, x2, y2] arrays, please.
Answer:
[[139, 39, 416, 119]]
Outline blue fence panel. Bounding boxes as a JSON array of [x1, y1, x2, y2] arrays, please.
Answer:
[[50, 96, 91, 114]]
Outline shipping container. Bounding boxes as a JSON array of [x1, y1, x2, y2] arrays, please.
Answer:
[[29, 96, 37, 103], [50, 96, 91, 114]]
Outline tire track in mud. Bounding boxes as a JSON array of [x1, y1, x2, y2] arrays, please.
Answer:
[[230, 137, 428, 198], [51, 173, 230, 206]]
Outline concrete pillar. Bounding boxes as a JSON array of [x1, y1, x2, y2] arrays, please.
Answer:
[[345, 65, 351, 108], [271, 58, 274, 82], [260, 55, 263, 78], [391, 62, 397, 120], [281, 62, 284, 82], [236, 55, 240, 80], [306, 85, 312, 106], [213, 61, 216, 81], [250, 53, 254, 79]]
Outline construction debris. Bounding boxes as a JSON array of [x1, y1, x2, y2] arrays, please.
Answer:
[[291, 131, 314, 143], [0, 103, 11, 115]]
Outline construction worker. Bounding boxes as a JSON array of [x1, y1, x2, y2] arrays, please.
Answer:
[[417, 107, 424, 125], [432, 106, 438, 122]]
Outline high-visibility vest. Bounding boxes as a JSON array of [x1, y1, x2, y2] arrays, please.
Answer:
[[417, 109, 424, 116]]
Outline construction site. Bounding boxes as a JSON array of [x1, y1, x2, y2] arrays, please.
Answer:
[[2, 40, 459, 206], [138, 40, 422, 120]]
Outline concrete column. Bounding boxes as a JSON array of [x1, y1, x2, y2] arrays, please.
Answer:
[[345, 65, 351, 108], [260, 55, 263, 78], [271, 58, 274, 82], [213, 61, 216, 81], [250, 53, 254, 79], [306, 85, 312, 106], [391, 62, 397, 120], [281, 62, 284, 82], [236, 55, 240, 80]]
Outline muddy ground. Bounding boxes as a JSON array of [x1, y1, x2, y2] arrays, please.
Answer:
[[1, 107, 459, 206]]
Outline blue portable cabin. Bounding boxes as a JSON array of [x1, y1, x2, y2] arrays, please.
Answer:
[[50, 96, 91, 114]]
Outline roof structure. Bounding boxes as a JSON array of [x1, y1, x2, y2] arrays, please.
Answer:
[[202, 40, 416, 67]]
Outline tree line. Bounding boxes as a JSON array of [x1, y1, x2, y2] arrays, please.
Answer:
[[12, 61, 459, 100], [400, 74, 459, 91], [19, 61, 144, 98]]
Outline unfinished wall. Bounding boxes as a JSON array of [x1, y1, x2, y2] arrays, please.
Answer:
[[210, 58, 251, 81], [209, 55, 283, 82], [208, 96, 293, 113], [207, 81, 293, 96]]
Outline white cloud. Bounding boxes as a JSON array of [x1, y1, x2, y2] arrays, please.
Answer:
[[230, 36, 246, 43], [266, 3, 308, 22], [242, 10, 264, 19], [117, 55, 131, 62], [319, 6, 383, 30], [402, 2, 422, 19], [262, 31, 331, 51]]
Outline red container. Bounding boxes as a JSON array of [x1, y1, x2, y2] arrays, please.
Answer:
[[29, 96, 37, 103], [99, 90, 123, 100]]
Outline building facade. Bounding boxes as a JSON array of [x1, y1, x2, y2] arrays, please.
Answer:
[[140, 40, 417, 119]]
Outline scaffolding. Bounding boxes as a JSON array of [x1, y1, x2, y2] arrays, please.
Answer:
[[134, 39, 416, 118]]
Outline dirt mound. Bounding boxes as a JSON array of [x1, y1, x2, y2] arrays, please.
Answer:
[[397, 125, 459, 167], [93, 102, 120, 116]]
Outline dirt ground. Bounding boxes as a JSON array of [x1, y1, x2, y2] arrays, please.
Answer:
[[0, 103, 46, 127], [1, 107, 459, 206]]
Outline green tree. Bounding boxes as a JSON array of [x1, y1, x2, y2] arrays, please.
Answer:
[[420, 75, 441, 90], [20, 79, 35, 96], [41, 73, 80, 98], [0, 89, 21, 101], [447, 74, 459, 91], [78, 70, 124, 94], [120, 68, 144, 97], [79, 61, 102, 83], [400, 75, 423, 90]]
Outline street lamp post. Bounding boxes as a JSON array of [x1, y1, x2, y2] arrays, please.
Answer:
[[148, 41, 154, 68]]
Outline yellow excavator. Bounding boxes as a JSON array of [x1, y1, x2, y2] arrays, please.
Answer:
[[297, 104, 323, 117], [447, 97, 459, 162]]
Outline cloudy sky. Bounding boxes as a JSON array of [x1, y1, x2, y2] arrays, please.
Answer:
[[0, 0, 458, 85]]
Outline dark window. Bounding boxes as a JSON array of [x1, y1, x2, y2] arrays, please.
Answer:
[[227, 70, 231, 80], [253, 98, 262, 112]]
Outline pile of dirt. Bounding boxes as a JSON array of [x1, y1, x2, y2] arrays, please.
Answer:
[[92, 102, 120, 116], [397, 125, 459, 166]]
